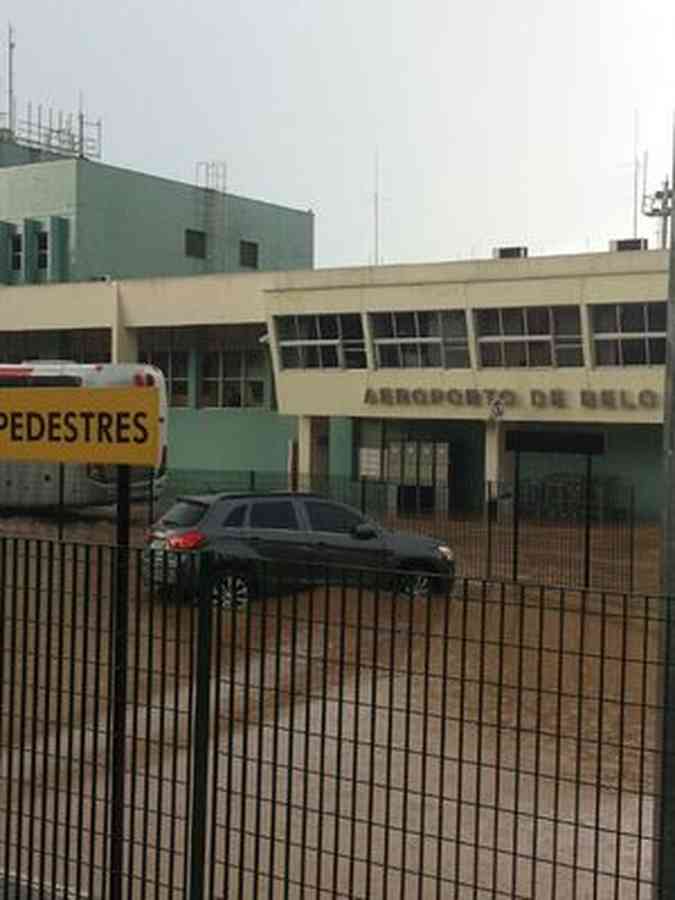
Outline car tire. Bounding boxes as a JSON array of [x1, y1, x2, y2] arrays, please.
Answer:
[[208, 570, 255, 610], [395, 567, 434, 601]]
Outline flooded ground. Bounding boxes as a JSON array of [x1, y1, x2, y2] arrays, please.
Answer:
[[0, 534, 664, 898]]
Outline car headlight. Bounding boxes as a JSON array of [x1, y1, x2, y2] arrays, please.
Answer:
[[436, 544, 454, 562]]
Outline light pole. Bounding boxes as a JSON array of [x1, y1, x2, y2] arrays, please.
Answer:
[[658, 116, 675, 897]]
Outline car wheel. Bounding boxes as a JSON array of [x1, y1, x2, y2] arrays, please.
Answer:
[[395, 568, 433, 601], [209, 571, 254, 610]]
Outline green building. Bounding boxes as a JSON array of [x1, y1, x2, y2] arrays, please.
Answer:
[[0, 135, 314, 285]]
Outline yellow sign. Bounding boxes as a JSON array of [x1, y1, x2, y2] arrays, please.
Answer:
[[0, 386, 160, 465]]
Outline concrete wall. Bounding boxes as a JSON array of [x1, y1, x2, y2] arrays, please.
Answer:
[[167, 408, 297, 472], [73, 160, 312, 281]]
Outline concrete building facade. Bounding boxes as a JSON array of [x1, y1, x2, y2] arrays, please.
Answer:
[[0, 245, 668, 518], [0, 147, 314, 285]]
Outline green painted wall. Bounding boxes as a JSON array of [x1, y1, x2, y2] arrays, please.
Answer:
[[0, 157, 313, 284], [167, 409, 298, 472], [74, 160, 313, 281], [329, 417, 354, 479], [515, 423, 663, 519], [0, 142, 66, 167]]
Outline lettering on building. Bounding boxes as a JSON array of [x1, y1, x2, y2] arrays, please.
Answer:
[[364, 387, 661, 410]]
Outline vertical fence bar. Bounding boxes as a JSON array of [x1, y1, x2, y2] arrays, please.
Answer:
[[486, 481, 494, 579], [512, 451, 521, 582], [629, 485, 635, 595], [583, 455, 592, 589], [109, 465, 130, 900], [58, 463, 65, 541], [188, 579, 212, 900]]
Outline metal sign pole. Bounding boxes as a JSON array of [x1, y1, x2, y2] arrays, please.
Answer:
[[109, 464, 131, 900], [657, 117, 675, 897]]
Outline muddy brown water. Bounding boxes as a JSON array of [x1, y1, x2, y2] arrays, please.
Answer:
[[0, 523, 665, 898]]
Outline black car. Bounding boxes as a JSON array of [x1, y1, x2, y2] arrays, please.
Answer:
[[144, 492, 455, 608]]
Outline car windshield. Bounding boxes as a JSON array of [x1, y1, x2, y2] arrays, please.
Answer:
[[160, 499, 209, 528]]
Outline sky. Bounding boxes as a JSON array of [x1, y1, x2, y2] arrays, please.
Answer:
[[3, 0, 675, 268]]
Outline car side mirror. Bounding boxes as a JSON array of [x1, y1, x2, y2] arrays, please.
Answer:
[[353, 523, 377, 540]]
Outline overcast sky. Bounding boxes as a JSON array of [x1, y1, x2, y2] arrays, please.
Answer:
[[4, 0, 675, 267]]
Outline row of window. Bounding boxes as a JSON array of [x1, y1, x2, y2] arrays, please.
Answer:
[[184, 229, 260, 269], [275, 302, 668, 370], [9, 232, 49, 272], [139, 347, 268, 408]]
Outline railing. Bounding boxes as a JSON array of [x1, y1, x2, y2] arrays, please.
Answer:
[[0, 535, 666, 898], [0, 468, 643, 593]]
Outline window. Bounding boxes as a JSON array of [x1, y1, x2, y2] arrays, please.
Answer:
[[305, 500, 364, 533], [139, 327, 193, 406], [11, 234, 22, 271], [222, 504, 247, 527], [240, 240, 259, 269], [185, 229, 207, 259], [37, 232, 48, 270], [160, 500, 208, 528], [249, 500, 298, 529], [591, 301, 666, 366], [370, 310, 469, 369], [199, 348, 266, 407], [276, 314, 367, 369], [475, 306, 583, 367]]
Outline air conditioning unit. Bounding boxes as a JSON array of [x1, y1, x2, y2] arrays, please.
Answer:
[[492, 246, 528, 259], [609, 238, 648, 252]]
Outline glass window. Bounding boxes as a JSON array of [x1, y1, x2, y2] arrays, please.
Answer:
[[160, 500, 208, 528], [592, 306, 618, 333], [649, 337, 666, 364], [502, 308, 525, 335], [526, 308, 550, 335], [504, 342, 527, 367], [595, 340, 620, 366], [305, 500, 363, 533], [648, 302, 667, 332], [394, 312, 416, 337], [475, 309, 500, 336], [185, 229, 207, 259], [480, 343, 502, 367], [249, 500, 299, 529], [556, 345, 583, 367], [377, 344, 400, 367], [553, 307, 581, 335], [223, 504, 247, 527], [371, 313, 394, 338], [620, 304, 645, 333], [239, 240, 259, 269], [621, 338, 646, 365], [528, 341, 552, 366], [275, 314, 366, 370], [441, 310, 467, 338], [37, 232, 49, 270], [592, 302, 666, 366]]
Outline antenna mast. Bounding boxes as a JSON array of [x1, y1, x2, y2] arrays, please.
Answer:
[[374, 149, 380, 265], [7, 22, 15, 135]]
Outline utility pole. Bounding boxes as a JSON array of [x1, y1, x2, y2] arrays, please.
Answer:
[[657, 114, 675, 897]]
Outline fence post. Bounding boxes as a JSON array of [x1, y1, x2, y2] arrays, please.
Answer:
[[486, 481, 493, 579], [360, 477, 366, 514], [628, 484, 635, 595], [109, 465, 131, 900], [583, 455, 593, 589], [57, 463, 65, 541], [188, 573, 213, 900], [511, 452, 521, 582]]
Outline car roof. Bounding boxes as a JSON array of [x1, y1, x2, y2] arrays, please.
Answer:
[[174, 491, 329, 505]]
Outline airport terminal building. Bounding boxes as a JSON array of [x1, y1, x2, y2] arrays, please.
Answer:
[[0, 242, 668, 518]]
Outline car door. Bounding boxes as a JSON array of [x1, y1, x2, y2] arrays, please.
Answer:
[[300, 498, 391, 582], [245, 497, 315, 585]]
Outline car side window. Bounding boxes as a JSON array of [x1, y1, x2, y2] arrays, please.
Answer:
[[304, 500, 364, 533], [249, 500, 299, 530], [222, 504, 247, 527]]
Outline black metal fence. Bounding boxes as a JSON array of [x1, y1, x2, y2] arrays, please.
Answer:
[[0, 535, 667, 899], [0, 468, 640, 592]]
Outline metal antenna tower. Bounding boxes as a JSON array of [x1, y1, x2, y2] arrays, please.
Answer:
[[642, 151, 673, 250], [7, 22, 15, 134]]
